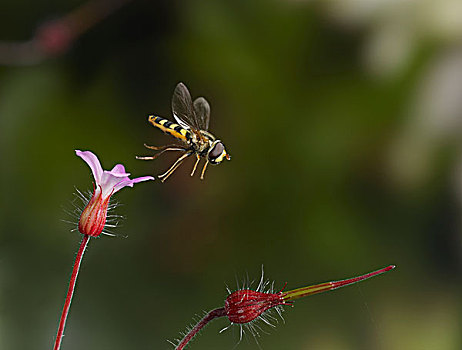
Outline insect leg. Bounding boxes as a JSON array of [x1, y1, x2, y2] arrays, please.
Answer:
[[136, 147, 186, 161], [143, 143, 183, 150], [190, 154, 201, 177], [200, 160, 210, 180], [158, 152, 193, 182]]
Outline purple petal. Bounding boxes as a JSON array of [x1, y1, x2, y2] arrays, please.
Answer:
[[75, 150, 103, 184], [99, 170, 129, 198], [110, 164, 130, 176], [113, 176, 154, 193], [76, 150, 154, 198], [131, 176, 155, 184]]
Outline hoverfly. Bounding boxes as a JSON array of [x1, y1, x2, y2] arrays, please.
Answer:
[[136, 83, 231, 182]]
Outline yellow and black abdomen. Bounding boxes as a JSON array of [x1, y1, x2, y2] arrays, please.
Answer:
[[148, 116, 191, 142]]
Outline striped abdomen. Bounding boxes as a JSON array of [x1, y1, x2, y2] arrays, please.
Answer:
[[148, 116, 191, 142]]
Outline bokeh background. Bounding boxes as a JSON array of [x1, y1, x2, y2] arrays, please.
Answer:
[[1, 0, 462, 349]]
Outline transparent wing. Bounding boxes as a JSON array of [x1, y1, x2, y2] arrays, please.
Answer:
[[173, 114, 191, 130], [193, 97, 211, 131], [171, 82, 200, 130]]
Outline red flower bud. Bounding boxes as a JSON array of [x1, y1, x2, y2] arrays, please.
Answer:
[[224, 289, 287, 324], [35, 20, 73, 55], [174, 266, 395, 350], [78, 186, 111, 237]]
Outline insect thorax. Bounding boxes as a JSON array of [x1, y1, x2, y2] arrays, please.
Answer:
[[188, 130, 215, 155]]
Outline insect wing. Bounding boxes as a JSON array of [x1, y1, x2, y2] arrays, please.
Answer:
[[171, 83, 200, 130], [173, 114, 191, 130], [193, 97, 211, 131]]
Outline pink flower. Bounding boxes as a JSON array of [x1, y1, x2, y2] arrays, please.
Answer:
[[53, 151, 153, 350], [75, 150, 154, 237]]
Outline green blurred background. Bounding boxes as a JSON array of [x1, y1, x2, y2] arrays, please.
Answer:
[[1, 0, 462, 349]]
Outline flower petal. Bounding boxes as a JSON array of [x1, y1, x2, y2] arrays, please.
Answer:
[[75, 150, 103, 184], [113, 176, 154, 193], [76, 150, 154, 198], [110, 164, 130, 176], [99, 170, 128, 198]]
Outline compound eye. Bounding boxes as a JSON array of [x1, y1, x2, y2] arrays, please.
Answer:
[[209, 142, 224, 160]]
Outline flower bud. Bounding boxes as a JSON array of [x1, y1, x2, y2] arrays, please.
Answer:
[[224, 289, 286, 324], [78, 187, 110, 237]]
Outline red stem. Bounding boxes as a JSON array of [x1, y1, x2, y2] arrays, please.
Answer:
[[53, 235, 90, 350], [176, 308, 226, 350]]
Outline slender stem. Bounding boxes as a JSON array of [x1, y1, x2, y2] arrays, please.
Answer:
[[176, 308, 226, 350], [53, 234, 90, 350], [62, 0, 132, 37], [283, 265, 395, 301]]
